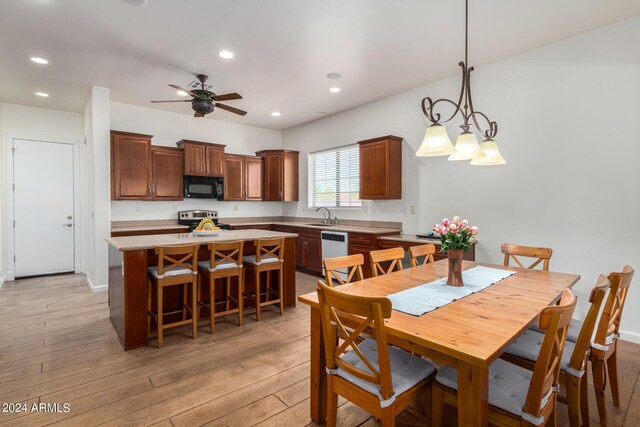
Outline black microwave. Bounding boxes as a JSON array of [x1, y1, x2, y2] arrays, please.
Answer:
[[184, 176, 224, 200]]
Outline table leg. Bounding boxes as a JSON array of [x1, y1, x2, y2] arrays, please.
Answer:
[[309, 307, 326, 423], [457, 362, 489, 427]]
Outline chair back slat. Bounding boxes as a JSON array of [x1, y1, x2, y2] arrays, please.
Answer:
[[254, 238, 284, 262], [501, 243, 553, 271], [207, 240, 244, 269], [155, 244, 200, 275], [523, 289, 576, 421], [324, 254, 364, 287], [567, 275, 610, 371], [369, 247, 404, 277], [593, 265, 634, 352], [408, 244, 436, 267], [316, 280, 394, 399]]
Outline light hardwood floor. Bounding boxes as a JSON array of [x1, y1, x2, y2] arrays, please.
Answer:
[[0, 272, 638, 426]]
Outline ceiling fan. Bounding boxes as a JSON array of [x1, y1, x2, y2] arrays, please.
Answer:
[[150, 74, 246, 118]]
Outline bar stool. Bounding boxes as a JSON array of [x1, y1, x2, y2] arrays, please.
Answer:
[[242, 238, 284, 321], [196, 240, 245, 334], [147, 244, 199, 348]]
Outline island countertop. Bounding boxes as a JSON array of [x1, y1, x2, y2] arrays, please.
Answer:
[[106, 229, 299, 251]]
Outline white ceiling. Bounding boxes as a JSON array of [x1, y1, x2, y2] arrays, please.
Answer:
[[1, 0, 639, 131]]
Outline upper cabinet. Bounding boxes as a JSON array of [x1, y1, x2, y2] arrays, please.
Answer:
[[358, 135, 402, 200], [224, 155, 263, 201], [111, 131, 153, 200], [150, 146, 184, 200], [176, 140, 225, 177], [256, 150, 299, 201]]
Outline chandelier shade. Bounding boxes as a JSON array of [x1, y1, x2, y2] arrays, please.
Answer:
[[470, 139, 506, 165], [448, 131, 484, 161], [416, 124, 456, 157]]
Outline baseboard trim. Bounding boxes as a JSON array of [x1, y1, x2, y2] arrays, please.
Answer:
[[0, 275, 6, 289], [620, 329, 640, 344], [87, 276, 108, 293]]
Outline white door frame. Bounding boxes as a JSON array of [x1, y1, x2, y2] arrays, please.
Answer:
[[4, 133, 82, 280]]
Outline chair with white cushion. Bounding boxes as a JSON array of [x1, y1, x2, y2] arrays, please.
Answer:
[[242, 238, 284, 321], [196, 240, 244, 334], [147, 244, 200, 348], [432, 288, 577, 427], [503, 275, 610, 427], [316, 280, 435, 426]]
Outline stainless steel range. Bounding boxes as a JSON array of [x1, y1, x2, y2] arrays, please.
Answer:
[[177, 210, 231, 232]]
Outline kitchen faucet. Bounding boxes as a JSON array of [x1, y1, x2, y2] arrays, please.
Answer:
[[316, 207, 337, 225]]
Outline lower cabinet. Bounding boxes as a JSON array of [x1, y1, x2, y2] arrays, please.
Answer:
[[289, 228, 322, 276], [348, 243, 377, 279]]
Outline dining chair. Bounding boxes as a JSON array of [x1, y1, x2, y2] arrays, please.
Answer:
[[242, 238, 285, 321], [502, 275, 610, 427], [147, 243, 200, 348], [432, 288, 577, 427], [369, 247, 404, 277], [408, 244, 436, 267], [501, 243, 553, 271], [196, 240, 244, 334], [323, 254, 364, 286], [590, 265, 635, 427], [316, 280, 435, 426]]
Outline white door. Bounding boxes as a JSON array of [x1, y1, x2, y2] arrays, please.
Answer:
[[13, 139, 75, 277]]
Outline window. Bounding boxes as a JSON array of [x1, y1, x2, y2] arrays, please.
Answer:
[[309, 144, 361, 208]]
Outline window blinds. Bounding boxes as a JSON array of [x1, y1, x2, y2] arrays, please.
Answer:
[[310, 145, 361, 208]]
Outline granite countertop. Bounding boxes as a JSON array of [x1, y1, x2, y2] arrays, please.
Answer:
[[378, 233, 478, 245], [111, 224, 189, 233], [106, 229, 299, 251], [229, 221, 402, 235]]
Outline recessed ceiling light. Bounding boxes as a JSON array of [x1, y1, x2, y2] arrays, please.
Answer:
[[329, 87, 341, 93], [35, 92, 49, 97], [326, 73, 341, 80], [176, 90, 189, 96], [30, 57, 49, 65], [219, 50, 234, 59], [271, 111, 281, 117], [122, 0, 148, 6]]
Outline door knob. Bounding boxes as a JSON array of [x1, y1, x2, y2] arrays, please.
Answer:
[[67, 215, 72, 220], [63, 223, 73, 227]]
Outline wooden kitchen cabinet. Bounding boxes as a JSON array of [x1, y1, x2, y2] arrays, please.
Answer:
[[176, 140, 225, 177], [150, 146, 183, 200], [292, 227, 322, 275], [224, 155, 263, 201], [358, 135, 403, 200], [111, 131, 153, 200], [256, 150, 299, 201]]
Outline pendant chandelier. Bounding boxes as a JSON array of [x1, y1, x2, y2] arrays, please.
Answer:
[[416, 0, 505, 165]]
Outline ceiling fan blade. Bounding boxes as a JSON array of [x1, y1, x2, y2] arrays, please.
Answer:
[[168, 84, 196, 97], [212, 92, 242, 101], [194, 112, 204, 118], [150, 100, 192, 103], [215, 103, 247, 116]]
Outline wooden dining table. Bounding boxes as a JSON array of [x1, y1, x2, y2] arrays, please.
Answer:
[[298, 259, 580, 426]]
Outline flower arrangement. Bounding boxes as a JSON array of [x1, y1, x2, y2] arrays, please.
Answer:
[[433, 216, 478, 253]]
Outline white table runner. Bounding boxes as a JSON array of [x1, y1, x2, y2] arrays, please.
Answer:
[[387, 266, 516, 316]]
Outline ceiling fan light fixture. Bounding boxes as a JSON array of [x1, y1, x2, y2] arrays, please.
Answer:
[[176, 90, 189, 96], [416, 124, 455, 157], [219, 50, 234, 59], [448, 131, 485, 161], [470, 139, 506, 165]]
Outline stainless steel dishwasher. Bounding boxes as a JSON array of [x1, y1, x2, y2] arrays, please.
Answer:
[[321, 231, 349, 280]]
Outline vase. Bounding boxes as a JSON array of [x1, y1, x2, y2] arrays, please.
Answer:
[[447, 249, 464, 287]]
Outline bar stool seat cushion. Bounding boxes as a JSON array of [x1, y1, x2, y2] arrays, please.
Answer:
[[243, 255, 282, 265], [333, 338, 435, 406], [530, 318, 581, 343], [436, 358, 543, 419], [505, 329, 575, 372], [197, 260, 242, 272], [147, 265, 195, 279]]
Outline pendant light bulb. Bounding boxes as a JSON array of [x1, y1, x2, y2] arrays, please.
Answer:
[[416, 124, 455, 157], [470, 138, 506, 165], [448, 130, 484, 161]]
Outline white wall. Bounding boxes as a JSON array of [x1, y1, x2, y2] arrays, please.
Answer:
[[283, 18, 640, 342], [109, 102, 284, 220], [1, 103, 85, 280]]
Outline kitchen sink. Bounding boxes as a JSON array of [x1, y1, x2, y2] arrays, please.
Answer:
[[306, 223, 335, 227]]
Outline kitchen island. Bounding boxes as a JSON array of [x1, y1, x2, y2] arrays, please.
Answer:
[[107, 229, 298, 350]]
